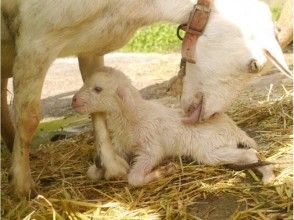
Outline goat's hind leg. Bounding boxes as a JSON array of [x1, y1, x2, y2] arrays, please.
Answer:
[[202, 147, 275, 184]]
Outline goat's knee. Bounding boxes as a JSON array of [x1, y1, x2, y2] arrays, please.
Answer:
[[15, 102, 40, 140]]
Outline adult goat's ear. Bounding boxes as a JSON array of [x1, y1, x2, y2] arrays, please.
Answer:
[[263, 49, 293, 79], [262, 35, 293, 79]]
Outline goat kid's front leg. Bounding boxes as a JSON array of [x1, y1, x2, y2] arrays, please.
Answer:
[[78, 53, 129, 180], [92, 113, 129, 180], [11, 45, 54, 197]]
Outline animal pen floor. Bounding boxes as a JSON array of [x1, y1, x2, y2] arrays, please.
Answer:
[[1, 52, 293, 219]]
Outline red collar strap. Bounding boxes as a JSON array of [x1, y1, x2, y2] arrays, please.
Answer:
[[177, 0, 212, 64]]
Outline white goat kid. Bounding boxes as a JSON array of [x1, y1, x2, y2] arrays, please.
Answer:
[[73, 67, 275, 186]]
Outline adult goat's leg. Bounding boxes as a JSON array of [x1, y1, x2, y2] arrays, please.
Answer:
[[1, 78, 15, 152], [11, 45, 53, 196], [78, 53, 129, 180]]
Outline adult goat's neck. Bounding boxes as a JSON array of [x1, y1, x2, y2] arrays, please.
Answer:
[[154, 0, 194, 24], [128, 0, 194, 26]]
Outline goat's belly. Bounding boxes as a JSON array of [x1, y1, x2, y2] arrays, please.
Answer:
[[59, 33, 132, 57], [57, 16, 139, 57]]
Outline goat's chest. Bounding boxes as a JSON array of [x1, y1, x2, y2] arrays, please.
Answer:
[[106, 120, 138, 154]]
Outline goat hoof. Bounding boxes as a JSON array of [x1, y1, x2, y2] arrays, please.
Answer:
[[262, 175, 275, 185], [14, 180, 38, 199], [9, 171, 38, 198], [87, 164, 104, 181]]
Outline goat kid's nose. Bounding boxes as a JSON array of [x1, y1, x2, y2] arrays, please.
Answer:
[[72, 95, 82, 107], [72, 95, 78, 103]]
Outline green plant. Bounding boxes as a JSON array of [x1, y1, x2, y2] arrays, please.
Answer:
[[121, 22, 181, 52]]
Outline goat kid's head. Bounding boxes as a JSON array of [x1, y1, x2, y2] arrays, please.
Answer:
[[72, 67, 135, 114]]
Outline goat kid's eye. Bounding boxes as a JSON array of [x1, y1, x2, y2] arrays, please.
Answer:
[[94, 86, 103, 93]]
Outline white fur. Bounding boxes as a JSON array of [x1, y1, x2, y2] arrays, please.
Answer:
[[74, 67, 275, 185]]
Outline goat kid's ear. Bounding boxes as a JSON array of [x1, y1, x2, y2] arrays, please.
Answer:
[[116, 86, 133, 105], [116, 86, 136, 112], [116, 86, 128, 101]]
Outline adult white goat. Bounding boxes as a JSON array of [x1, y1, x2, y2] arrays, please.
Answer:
[[1, 0, 289, 196]]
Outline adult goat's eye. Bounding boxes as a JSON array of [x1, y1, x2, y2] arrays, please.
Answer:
[[94, 86, 103, 93]]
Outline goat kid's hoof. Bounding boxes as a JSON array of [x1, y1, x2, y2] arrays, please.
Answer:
[[87, 165, 104, 181], [261, 165, 276, 185], [262, 174, 275, 185]]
